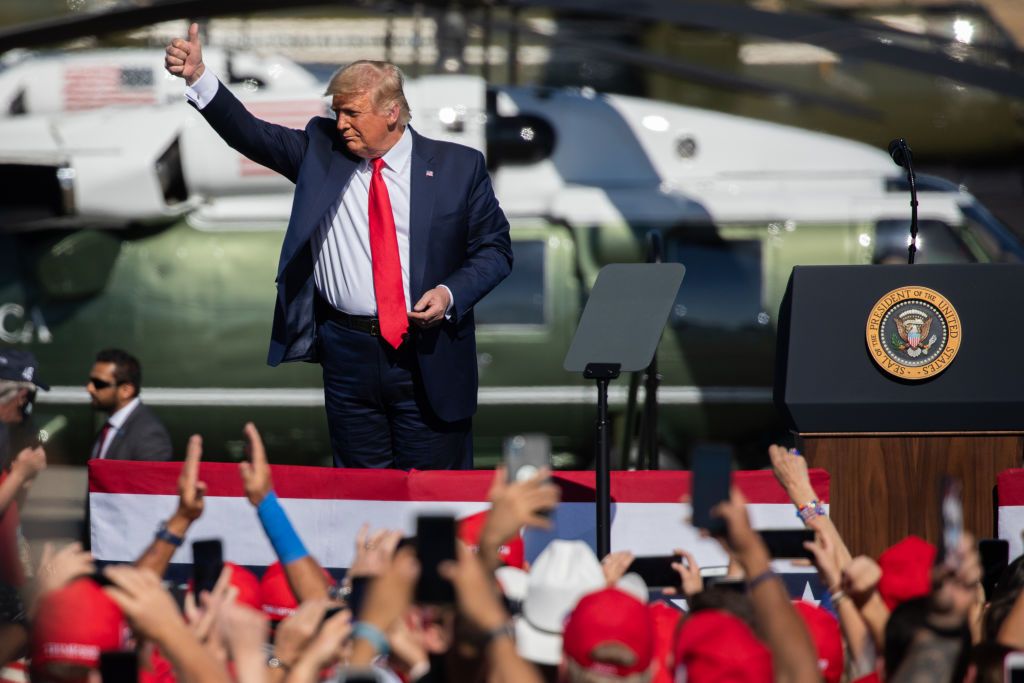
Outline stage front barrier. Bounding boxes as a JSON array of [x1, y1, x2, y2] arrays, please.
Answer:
[[997, 469, 1024, 560], [89, 461, 828, 587]]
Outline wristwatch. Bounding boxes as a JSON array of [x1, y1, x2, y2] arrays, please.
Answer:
[[154, 520, 184, 547], [267, 655, 291, 671]]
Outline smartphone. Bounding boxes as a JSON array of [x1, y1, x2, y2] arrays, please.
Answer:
[[979, 538, 1009, 602], [100, 650, 138, 683], [690, 443, 733, 535], [628, 555, 683, 589], [90, 570, 115, 588], [1004, 651, 1024, 683], [938, 477, 963, 569], [415, 515, 456, 605], [504, 434, 551, 483], [192, 539, 223, 595], [760, 529, 815, 559], [703, 575, 746, 594]]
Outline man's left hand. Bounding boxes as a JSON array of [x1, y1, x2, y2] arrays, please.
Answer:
[[408, 287, 451, 329]]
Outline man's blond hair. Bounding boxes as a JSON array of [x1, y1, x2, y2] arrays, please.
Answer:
[[324, 60, 411, 126]]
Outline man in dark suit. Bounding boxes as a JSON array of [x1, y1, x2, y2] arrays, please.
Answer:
[[87, 349, 172, 462], [165, 25, 512, 469]]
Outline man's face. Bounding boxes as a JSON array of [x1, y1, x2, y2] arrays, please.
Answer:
[[332, 91, 400, 160], [87, 362, 126, 413], [0, 388, 28, 424]]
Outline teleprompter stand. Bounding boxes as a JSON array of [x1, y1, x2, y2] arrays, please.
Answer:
[[565, 263, 685, 557]]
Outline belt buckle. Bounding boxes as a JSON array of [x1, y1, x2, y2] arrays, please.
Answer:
[[369, 318, 380, 336]]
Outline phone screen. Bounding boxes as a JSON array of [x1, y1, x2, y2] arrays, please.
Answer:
[[690, 444, 732, 535], [938, 477, 963, 569], [504, 434, 551, 483], [628, 555, 682, 588], [979, 538, 1009, 601], [192, 539, 223, 595], [415, 515, 456, 605], [759, 529, 815, 559], [704, 575, 747, 594], [100, 650, 138, 683]]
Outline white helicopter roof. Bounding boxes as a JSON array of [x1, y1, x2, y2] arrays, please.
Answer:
[[0, 47, 317, 116]]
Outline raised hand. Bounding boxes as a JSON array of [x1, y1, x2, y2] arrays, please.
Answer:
[[177, 435, 207, 521], [11, 445, 46, 483], [238, 422, 273, 506], [671, 549, 703, 598], [35, 542, 94, 597], [768, 444, 816, 506], [164, 22, 206, 85]]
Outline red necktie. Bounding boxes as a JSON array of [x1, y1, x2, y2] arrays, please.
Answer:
[[94, 422, 112, 459], [368, 157, 408, 349]]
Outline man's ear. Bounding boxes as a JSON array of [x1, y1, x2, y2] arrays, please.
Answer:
[[119, 383, 138, 401]]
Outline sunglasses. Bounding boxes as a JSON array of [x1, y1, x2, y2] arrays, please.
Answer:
[[88, 377, 118, 390]]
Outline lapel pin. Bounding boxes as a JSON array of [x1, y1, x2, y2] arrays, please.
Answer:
[[425, 170, 434, 177]]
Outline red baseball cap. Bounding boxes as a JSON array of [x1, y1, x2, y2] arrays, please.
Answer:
[[458, 511, 525, 569], [30, 578, 129, 674], [562, 588, 655, 677], [793, 600, 843, 683], [877, 536, 936, 610], [647, 602, 682, 683], [224, 563, 262, 611], [260, 561, 335, 621], [673, 610, 773, 683]]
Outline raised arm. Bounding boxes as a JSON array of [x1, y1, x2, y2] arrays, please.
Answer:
[[239, 423, 331, 602], [164, 23, 309, 182], [135, 435, 205, 575], [0, 445, 45, 516], [713, 488, 821, 683]]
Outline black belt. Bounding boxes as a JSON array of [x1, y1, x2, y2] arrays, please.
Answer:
[[321, 307, 382, 337]]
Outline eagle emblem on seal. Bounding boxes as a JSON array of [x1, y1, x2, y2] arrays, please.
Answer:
[[892, 309, 937, 358]]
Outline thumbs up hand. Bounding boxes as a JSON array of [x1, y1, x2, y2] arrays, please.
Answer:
[[165, 22, 205, 85]]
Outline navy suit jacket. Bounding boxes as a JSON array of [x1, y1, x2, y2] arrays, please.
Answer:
[[195, 83, 512, 422]]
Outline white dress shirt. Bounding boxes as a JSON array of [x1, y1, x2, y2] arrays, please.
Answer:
[[185, 72, 452, 318], [93, 396, 140, 459]]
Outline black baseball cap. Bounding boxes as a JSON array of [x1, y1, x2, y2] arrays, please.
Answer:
[[0, 349, 49, 391]]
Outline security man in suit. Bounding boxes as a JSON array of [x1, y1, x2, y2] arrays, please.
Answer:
[[165, 24, 512, 469], [87, 348, 172, 461]]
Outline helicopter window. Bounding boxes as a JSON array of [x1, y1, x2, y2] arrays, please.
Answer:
[[475, 240, 546, 326], [663, 233, 764, 330], [873, 219, 973, 264], [960, 203, 1024, 264]]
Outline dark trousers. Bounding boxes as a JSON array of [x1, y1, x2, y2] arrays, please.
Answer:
[[319, 318, 472, 470]]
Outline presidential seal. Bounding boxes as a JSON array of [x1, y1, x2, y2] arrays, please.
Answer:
[[865, 286, 962, 380]]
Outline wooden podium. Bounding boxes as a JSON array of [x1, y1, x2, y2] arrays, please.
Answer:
[[776, 266, 1024, 557], [800, 432, 1023, 558]]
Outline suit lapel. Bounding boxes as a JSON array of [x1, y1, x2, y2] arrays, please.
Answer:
[[278, 149, 359, 279], [409, 129, 437, 299]]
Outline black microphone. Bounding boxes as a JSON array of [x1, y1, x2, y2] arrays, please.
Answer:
[[888, 137, 913, 169]]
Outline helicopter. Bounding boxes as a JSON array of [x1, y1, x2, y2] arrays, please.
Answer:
[[0, 2, 1023, 467]]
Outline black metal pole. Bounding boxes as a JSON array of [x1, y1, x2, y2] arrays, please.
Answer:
[[907, 168, 919, 264], [596, 375, 611, 558], [585, 361, 619, 558]]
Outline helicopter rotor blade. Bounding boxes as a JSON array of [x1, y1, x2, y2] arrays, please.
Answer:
[[488, 14, 881, 120], [2, 0, 1024, 101], [512, 0, 1024, 100]]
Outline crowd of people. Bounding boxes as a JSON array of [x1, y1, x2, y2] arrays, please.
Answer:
[[0, 399, 1020, 683]]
